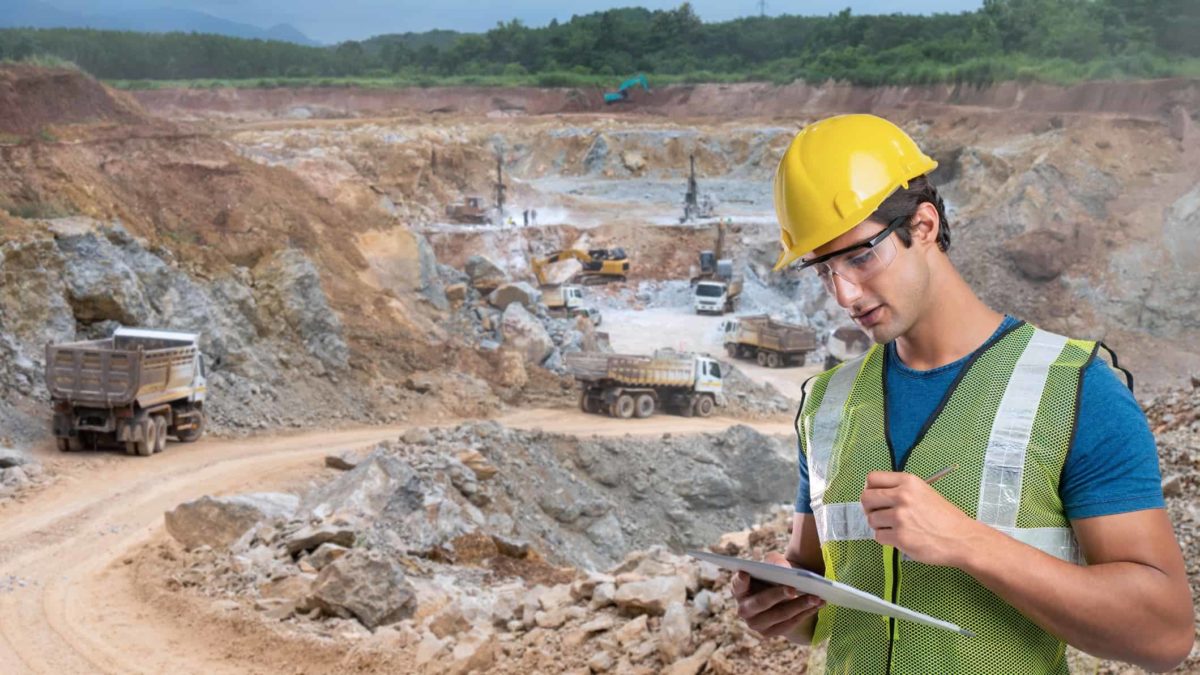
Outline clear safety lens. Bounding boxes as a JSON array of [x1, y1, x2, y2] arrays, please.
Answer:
[[813, 235, 898, 293]]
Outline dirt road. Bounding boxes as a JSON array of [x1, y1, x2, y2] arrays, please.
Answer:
[[0, 410, 796, 674]]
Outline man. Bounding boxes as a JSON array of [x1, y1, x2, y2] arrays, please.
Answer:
[[734, 114, 1192, 673]]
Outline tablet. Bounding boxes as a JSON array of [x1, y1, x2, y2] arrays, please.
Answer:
[[688, 550, 973, 637]]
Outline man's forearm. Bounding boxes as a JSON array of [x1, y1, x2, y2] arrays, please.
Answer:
[[953, 522, 1191, 671]]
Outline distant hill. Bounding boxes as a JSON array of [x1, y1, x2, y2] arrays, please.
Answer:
[[0, 0, 320, 46]]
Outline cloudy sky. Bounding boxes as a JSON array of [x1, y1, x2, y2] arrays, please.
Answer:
[[45, 0, 985, 43]]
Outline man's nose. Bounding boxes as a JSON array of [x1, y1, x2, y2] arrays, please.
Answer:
[[832, 273, 863, 306]]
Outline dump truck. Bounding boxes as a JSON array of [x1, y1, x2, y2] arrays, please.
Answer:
[[542, 284, 602, 324], [46, 327, 207, 456], [722, 316, 817, 368], [692, 256, 742, 314], [542, 284, 585, 314], [566, 349, 724, 419]]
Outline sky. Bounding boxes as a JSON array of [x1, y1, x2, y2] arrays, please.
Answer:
[[45, 0, 985, 44]]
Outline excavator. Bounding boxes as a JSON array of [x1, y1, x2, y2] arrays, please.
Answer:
[[604, 74, 650, 104], [532, 248, 630, 285]]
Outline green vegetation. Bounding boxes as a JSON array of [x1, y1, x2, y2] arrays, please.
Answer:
[[1, 0, 1197, 88]]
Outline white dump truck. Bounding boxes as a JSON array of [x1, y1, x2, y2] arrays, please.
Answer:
[[565, 349, 725, 419], [692, 256, 742, 314], [45, 327, 207, 456], [541, 284, 585, 314]]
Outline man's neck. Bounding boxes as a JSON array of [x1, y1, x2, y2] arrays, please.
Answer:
[[893, 270, 1004, 372]]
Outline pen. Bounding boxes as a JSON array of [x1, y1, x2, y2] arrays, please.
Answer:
[[924, 464, 958, 485]]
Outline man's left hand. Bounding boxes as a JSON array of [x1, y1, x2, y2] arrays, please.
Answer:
[[861, 471, 985, 567]]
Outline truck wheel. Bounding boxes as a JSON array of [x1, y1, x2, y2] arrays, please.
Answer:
[[635, 394, 655, 418], [133, 420, 155, 457], [695, 395, 715, 418], [176, 410, 205, 443], [766, 352, 782, 368], [614, 394, 636, 419], [56, 437, 72, 453], [580, 393, 601, 415], [153, 416, 168, 453], [725, 344, 738, 358], [756, 351, 769, 367]]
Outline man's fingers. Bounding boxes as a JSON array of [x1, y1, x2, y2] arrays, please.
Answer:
[[861, 486, 903, 511], [865, 470, 910, 490], [737, 583, 796, 618], [866, 506, 897, 531], [749, 596, 826, 636], [763, 551, 789, 566], [732, 571, 751, 597]]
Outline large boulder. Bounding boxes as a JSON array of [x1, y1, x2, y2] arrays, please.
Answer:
[[487, 282, 539, 311], [164, 493, 299, 550], [464, 255, 508, 292], [310, 549, 417, 629], [500, 303, 554, 364]]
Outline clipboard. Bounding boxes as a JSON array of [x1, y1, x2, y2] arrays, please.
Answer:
[[688, 550, 974, 637]]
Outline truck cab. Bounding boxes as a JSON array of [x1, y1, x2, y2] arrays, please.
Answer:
[[694, 280, 731, 314], [694, 356, 723, 395]]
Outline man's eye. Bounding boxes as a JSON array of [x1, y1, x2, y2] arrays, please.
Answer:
[[847, 252, 874, 268]]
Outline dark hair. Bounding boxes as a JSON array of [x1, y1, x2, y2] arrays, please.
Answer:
[[868, 175, 951, 252]]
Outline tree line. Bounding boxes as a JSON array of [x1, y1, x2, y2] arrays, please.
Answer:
[[0, 0, 1195, 86]]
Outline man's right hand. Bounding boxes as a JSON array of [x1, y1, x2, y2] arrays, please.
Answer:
[[732, 551, 825, 643]]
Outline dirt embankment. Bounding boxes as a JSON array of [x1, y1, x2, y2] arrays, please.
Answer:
[[132, 78, 1200, 121]]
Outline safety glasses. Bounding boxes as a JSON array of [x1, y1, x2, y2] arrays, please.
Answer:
[[798, 216, 907, 293]]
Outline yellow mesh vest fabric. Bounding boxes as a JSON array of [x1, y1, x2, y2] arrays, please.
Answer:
[[800, 323, 1096, 674]]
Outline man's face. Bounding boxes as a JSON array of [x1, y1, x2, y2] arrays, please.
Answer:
[[801, 219, 930, 344]]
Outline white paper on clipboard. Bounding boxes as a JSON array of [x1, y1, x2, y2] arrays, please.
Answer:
[[687, 550, 974, 637]]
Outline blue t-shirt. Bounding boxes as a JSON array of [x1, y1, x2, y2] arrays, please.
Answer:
[[794, 316, 1164, 520]]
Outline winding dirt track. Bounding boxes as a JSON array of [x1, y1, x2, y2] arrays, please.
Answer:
[[0, 410, 794, 674]]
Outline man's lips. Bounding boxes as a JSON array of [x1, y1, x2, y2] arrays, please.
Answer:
[[852, 305, 882, 320]]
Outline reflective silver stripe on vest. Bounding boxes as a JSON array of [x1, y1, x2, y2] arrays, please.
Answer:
[[814, 502, 875, 542], [976, 329, 1069, 529], [805, 353, 868, 513], [996, 525, 1084, 564], [812, 508, 1084, 563]]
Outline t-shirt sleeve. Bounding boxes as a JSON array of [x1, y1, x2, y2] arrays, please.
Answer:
[[1060, 357, 1165, 520], [795, 431, 813, 513]]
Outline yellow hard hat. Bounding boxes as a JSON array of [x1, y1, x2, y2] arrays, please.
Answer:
[[773, 114, 937, 270]]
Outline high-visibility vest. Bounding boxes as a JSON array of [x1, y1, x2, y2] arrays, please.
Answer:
[[799, 322, 1114, 674]]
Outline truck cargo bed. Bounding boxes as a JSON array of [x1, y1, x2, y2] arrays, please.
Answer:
[[46, 336, 199, 408], [565, 351, 697, 387]]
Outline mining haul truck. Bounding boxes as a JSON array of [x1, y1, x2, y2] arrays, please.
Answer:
[[722, 315, 817, 368], [566, 349, 725, 419], [46, 327, 207, 456]]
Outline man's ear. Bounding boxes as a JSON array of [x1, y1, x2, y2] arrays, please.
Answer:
[[909, 201, 941, 250]]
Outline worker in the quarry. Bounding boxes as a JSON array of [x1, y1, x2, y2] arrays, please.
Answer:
[[732, 114, 1192, 673]]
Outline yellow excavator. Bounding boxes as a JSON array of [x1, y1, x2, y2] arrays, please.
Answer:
[[532, 248, 630, 286]]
